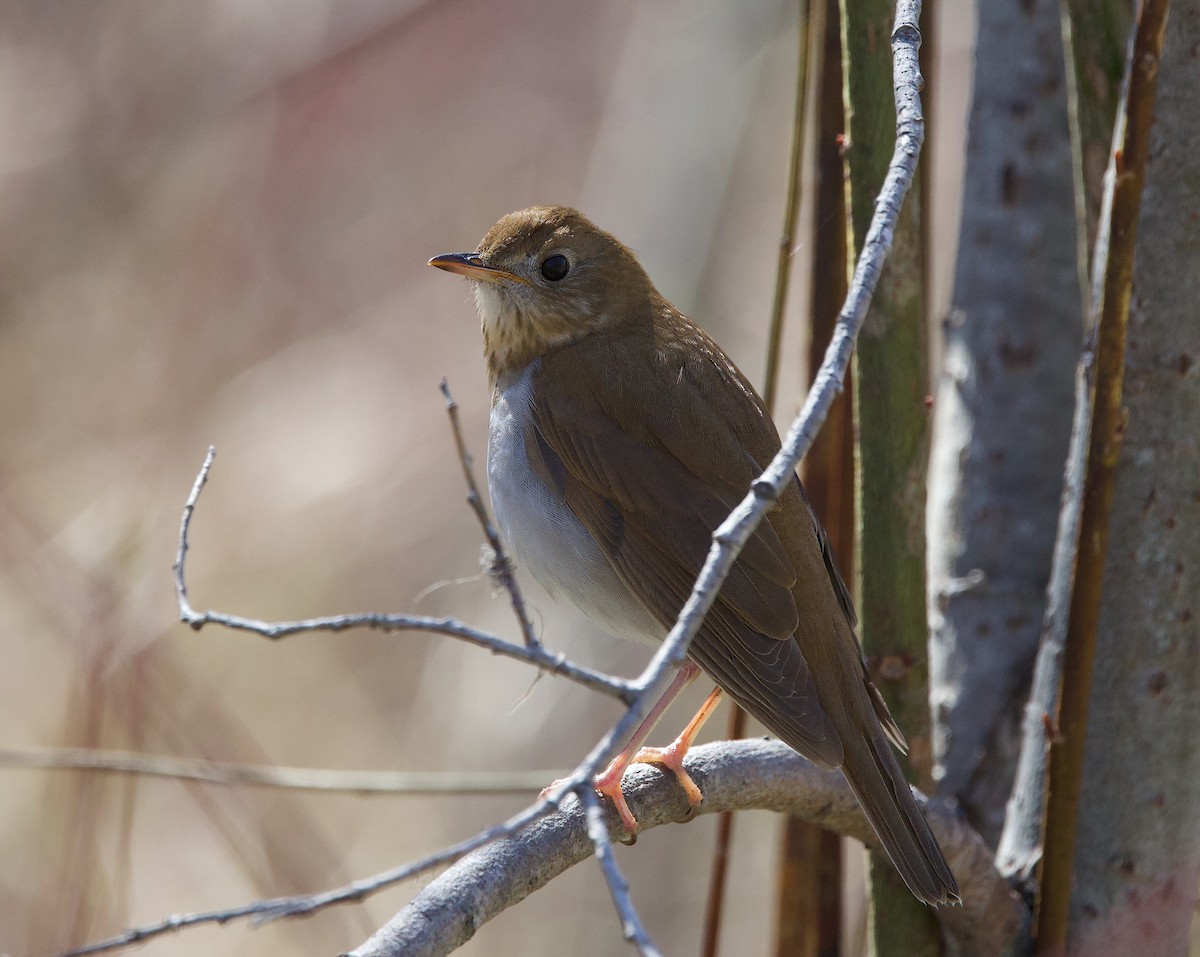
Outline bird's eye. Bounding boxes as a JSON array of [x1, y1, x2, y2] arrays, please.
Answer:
[[540, 254, 570, 282]]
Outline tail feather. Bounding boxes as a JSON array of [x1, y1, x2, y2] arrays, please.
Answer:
[[839, 721, 960, 905], [786, 607, 959, 906]]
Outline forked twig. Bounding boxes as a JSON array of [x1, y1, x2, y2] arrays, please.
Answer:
[[171, 448, 632, 703]]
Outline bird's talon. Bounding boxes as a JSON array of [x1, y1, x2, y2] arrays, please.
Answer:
[[631, 746, 705, 810]]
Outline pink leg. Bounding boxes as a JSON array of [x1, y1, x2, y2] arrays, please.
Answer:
[[540, 663, 701, 814], [592, 663, 724, 833], [627, 684, 724, 810]]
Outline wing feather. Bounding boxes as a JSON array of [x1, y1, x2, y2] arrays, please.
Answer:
[[526, 320, 848, 765]]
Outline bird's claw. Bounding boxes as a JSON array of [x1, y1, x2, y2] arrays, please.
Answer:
[[630, 744, 705, 812], [543, 743, 704, 840]]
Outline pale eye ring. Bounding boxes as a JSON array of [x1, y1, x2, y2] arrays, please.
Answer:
[[540, 254, 570, 282]]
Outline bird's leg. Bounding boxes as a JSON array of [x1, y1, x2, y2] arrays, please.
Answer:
[[628, 684, 723, 814], [591, 661, 712, 834]]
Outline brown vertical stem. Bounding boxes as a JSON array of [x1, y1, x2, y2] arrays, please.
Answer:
[[1034, 0, 1170, 952], [774, 0, 848, 953], [702, 4, 810, 954]]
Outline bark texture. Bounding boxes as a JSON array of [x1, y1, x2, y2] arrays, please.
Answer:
[[1068, 8, 1200, 952], [926, 0, 1083, 845]]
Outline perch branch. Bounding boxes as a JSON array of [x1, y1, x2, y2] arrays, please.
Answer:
[[54, 742, 1021, 957], [349, 740, 1026, 957]]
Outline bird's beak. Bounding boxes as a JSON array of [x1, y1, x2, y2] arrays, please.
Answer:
[[428, 252, 530, 286]]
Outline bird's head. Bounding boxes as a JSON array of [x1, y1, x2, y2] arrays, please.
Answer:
[[430, 206, 653, 384]]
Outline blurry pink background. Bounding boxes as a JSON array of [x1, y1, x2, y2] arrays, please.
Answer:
[[0, 3, 970, 954]]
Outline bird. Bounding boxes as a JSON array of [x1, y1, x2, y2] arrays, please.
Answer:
[[429, 205, 959, 905]]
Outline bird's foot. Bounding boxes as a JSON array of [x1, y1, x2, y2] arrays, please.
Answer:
[[591, 742, 705, 835], [538, 771, 640, 843], [593, 757, 642, 837], [540, 742, 703, 841], [630, 743, 704, 811]]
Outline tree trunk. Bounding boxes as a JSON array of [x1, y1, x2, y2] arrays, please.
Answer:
[[1068, 7, 1200, 953], [926, 0, 1083, 845]]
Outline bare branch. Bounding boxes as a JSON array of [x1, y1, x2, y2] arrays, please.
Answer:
[[171, 448, 634, 704], [580, 787, 663, 957], [348, 740, 1027, 957], [0, 747, 556, 795]]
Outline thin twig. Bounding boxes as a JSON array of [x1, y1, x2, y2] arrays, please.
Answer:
[[171, 449, 632, 703], [440, 379, 541, 650], [1035, 0, 1170, 950], [171, 444, 216, 617], [581, 787, 664, 957], [0, 747, 557, 795]]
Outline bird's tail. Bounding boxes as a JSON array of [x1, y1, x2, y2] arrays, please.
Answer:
[[838, 717, 960, 906]]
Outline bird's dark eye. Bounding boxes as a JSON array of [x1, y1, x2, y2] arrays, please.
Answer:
[[540, 254, 570, 282]]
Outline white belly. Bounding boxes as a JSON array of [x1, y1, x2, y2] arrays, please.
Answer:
[[487, 364, 665, 647]]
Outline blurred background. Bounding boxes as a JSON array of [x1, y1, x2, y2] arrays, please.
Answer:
[[0, 2, 971, 954]]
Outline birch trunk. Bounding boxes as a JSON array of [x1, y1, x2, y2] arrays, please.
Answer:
[[926, 0, 1083, 844], [1068, 8, 1200, 951]]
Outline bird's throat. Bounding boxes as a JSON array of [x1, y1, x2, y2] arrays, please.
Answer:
[[476, 282, 589, 389]]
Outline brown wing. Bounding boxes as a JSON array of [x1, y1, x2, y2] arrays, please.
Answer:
[[528, 314, 845, 768]]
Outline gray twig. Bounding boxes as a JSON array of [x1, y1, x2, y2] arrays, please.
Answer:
[[440, 378, 541, 650], [171, 447, 632, 703], [0, 747, 557, 795], [581, 787, 664, 957]]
